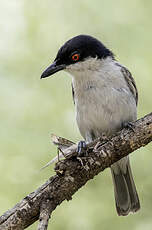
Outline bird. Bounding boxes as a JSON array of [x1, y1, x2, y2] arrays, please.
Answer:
[[41, 34, 140, 216]]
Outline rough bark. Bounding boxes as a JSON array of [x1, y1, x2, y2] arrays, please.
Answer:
[[0, 113, 152, 230]]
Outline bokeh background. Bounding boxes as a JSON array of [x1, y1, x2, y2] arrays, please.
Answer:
[[0, 0, 152, 229]]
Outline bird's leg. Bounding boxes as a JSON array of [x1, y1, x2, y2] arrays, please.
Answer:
[[122, 121, 135, 132], [77, 141, 87, 157]]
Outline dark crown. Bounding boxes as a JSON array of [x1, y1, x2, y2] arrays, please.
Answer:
[[55, 35, 114, 66]]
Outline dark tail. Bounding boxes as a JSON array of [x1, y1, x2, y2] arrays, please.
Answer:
[[111, 158, 140, 216]]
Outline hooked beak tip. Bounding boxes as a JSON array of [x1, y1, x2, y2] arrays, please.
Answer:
[[40, 72, 47, 79], [41, 62, 65, 79]]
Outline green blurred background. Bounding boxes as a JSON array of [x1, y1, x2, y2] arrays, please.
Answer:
[[0, 0, 152, 229]]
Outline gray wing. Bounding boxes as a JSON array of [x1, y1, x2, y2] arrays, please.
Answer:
[[116, 63, 138, 105]]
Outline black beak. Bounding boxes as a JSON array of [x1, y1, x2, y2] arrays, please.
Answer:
[[41, 61, 66, 79]]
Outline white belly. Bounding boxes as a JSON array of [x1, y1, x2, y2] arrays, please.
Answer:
[[75, 85, 136, 141], [70, 58, 137, 142]]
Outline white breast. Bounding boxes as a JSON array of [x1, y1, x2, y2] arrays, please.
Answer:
[[67, 57, 137, 141]]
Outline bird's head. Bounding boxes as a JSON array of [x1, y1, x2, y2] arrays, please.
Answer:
[[41, 35, 114, 79]]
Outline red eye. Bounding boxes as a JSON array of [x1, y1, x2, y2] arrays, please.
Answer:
[[71, 53, 80, 61]]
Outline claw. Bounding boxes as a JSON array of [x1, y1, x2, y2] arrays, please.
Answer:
[[123, 121, 135, 132], [77, 141, 87, 156]]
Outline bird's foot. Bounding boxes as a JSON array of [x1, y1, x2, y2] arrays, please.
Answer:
[[122, 121, 135, 132], [77, 141, 87, 157]]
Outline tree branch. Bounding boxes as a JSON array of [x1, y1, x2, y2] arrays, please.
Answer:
[[37, 199, 55, 230], [0, 113, 152, 230]]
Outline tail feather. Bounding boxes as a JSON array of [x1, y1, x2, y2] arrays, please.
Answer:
[[124, 163, 140, 212], [111, 157, 140, 216]]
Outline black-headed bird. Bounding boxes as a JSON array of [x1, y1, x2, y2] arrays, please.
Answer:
[[41, 35, 140, 216]]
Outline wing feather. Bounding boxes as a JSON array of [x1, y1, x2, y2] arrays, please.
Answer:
[[116, 63, 138, 105]]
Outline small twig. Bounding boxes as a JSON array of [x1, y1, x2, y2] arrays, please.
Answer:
[[57, 148, 60, 162], [37, 200, 53, 230], [58, 147, 67, 159]]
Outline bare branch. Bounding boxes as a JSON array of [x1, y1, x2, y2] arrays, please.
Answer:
[[37, 200, 55, 230], [0, 113, 152, 230]]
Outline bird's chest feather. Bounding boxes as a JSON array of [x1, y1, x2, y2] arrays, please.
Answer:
[[72, 73, 136, 139]]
